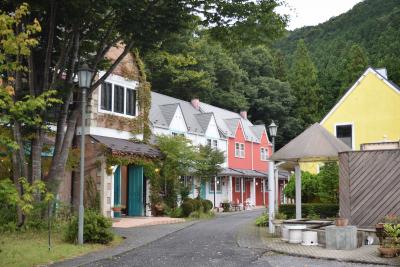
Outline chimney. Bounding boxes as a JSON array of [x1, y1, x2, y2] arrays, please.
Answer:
[[191, 98, 200, 110], [240, 110, 247, 119]]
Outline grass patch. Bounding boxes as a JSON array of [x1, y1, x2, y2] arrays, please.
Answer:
[[185, 210, 216, 221], [0, 229, 123, 267]]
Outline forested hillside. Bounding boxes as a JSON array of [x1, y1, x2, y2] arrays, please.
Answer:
[[277, 0, 400, 115], [144, 0, 400, 148]]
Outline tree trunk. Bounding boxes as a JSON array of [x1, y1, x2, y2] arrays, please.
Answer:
[[11, 153, 24, 226], [31, 129, 43, 183]]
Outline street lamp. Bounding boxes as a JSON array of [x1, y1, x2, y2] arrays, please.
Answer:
[[268, 121, 278, 153], [267, 120, 278, 234], [77, 63, 93, 245]]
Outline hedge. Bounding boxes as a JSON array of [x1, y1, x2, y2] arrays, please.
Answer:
[[278, 203, 339, 219]]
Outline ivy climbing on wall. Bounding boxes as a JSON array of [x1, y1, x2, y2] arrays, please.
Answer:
[[120, 50, 152, 143]]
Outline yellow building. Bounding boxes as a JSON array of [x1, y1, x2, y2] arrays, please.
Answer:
[[303, 67, 400, 173]]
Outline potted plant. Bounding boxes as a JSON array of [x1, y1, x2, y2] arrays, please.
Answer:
[[112, 204, 124, 218], [378, 224, 400, 258], [376, 215, 400, 245]]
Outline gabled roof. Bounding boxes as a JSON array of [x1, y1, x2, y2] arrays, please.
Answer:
[[194, 113, 213, 132], [150, 92, 204, 134], [250, 125, 268, 142], [321, 67, 400, 124], [159, 103, 179, 126], [150, 91, 268, 143], [271, 123, 350, 162]]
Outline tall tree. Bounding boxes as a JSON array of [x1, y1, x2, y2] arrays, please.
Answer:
[[0, 0, 287, 197], [339, 44, 369, 96], [289, 39, 320, 127]]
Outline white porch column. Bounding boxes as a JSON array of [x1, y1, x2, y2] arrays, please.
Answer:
[[275, 167, 279, 212], [295, 164, 302, 219], [252, 177, 256, 206], [268, 160, 275, 234], [228, 176, 233, 202], [241, 177, 244, 206], [262, 179, 265, 206]]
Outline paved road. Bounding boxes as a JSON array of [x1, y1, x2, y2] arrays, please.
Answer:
[[86, 210, 381, 267]]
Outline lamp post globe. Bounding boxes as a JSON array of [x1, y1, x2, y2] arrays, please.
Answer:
[[78, 63, 93, 89], [77, 64, 93, 245], [268, 121, 278, 152]]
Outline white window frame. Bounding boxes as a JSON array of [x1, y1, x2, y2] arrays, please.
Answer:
[[260, 147, 268, 161], [210, 177, 222, 193], [235, 178, 240, 192], [235, 142, 245, 158], [334, 122, 355, 150], [98, 72, 139, 118]]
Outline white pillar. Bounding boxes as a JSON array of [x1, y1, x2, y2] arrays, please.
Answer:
[[262, 179, 265, 206], [241, 177, 244, 206], [295, 165, 302, 219], [268, 160, 275, 234], [252, 177, 256, 206], [228, 176, 233, 202], [275, 168, 279, 212]]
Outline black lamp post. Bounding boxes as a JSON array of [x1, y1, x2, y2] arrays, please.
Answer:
[[77, 63, 93, 245]]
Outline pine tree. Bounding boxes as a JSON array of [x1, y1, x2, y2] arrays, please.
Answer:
[[339, 44, 369, 96], [289, 40, 320, 127]]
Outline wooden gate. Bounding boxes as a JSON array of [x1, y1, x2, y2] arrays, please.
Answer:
[[339, 149, 400, 227]]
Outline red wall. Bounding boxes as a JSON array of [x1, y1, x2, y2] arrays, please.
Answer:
[[228, 124, 252, 170], [252, 132, 272, 172]]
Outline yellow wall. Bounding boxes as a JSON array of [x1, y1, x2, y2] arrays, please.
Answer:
[[321, 71, 400, 150]]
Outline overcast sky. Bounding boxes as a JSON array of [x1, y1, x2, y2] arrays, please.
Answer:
[[276, 0, 363, 30]]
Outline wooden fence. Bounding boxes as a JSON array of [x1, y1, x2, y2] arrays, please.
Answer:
[[339, 149, 400, 227]]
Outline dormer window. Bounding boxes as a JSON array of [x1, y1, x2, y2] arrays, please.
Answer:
[[99, 81, 137, 117]]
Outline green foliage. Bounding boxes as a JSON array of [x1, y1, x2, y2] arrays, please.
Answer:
[[289, 39, 320, 126], [188, 210, 215, 219], [283, 163, 339, 204], [279, 203, 339, 219], [181, 201, 194, 217], [383, 224, 400, 247], [255, 212, 269, 227], [201, 199, 213, 212], [275, 212, 287, 220], [221, 202, 231, 212], [284, 171, 320, 203], [64, 210, 113, 244], [166, 207, 183, 218], [277, 0, 400, 115], [317, 163, 339, 203], [194, 145, 225, 181]]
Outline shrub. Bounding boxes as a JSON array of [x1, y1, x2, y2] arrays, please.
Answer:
[[201, 199, 213, 212], [189, 210, 215, 219], [181, 201, 194, 217], [190, 198, 203, 211], [275, 212, 287, 220], [168, 207, 183, 218], [279, 203, 339, 219], [64, 210, 113, 244], [255, 212, 269, 227]]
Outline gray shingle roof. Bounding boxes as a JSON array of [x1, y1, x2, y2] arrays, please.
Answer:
[[194, 113, 213, 132], [150, 92, 205, 134], [250, 125, 266, 140], [150, 91, 266, 143], [159, 103, 179, 126]]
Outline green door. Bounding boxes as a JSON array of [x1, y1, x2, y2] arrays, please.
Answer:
[[128, 166, 144, 216], [200, 179, 206, 199], [114, 166, 121, 206]]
